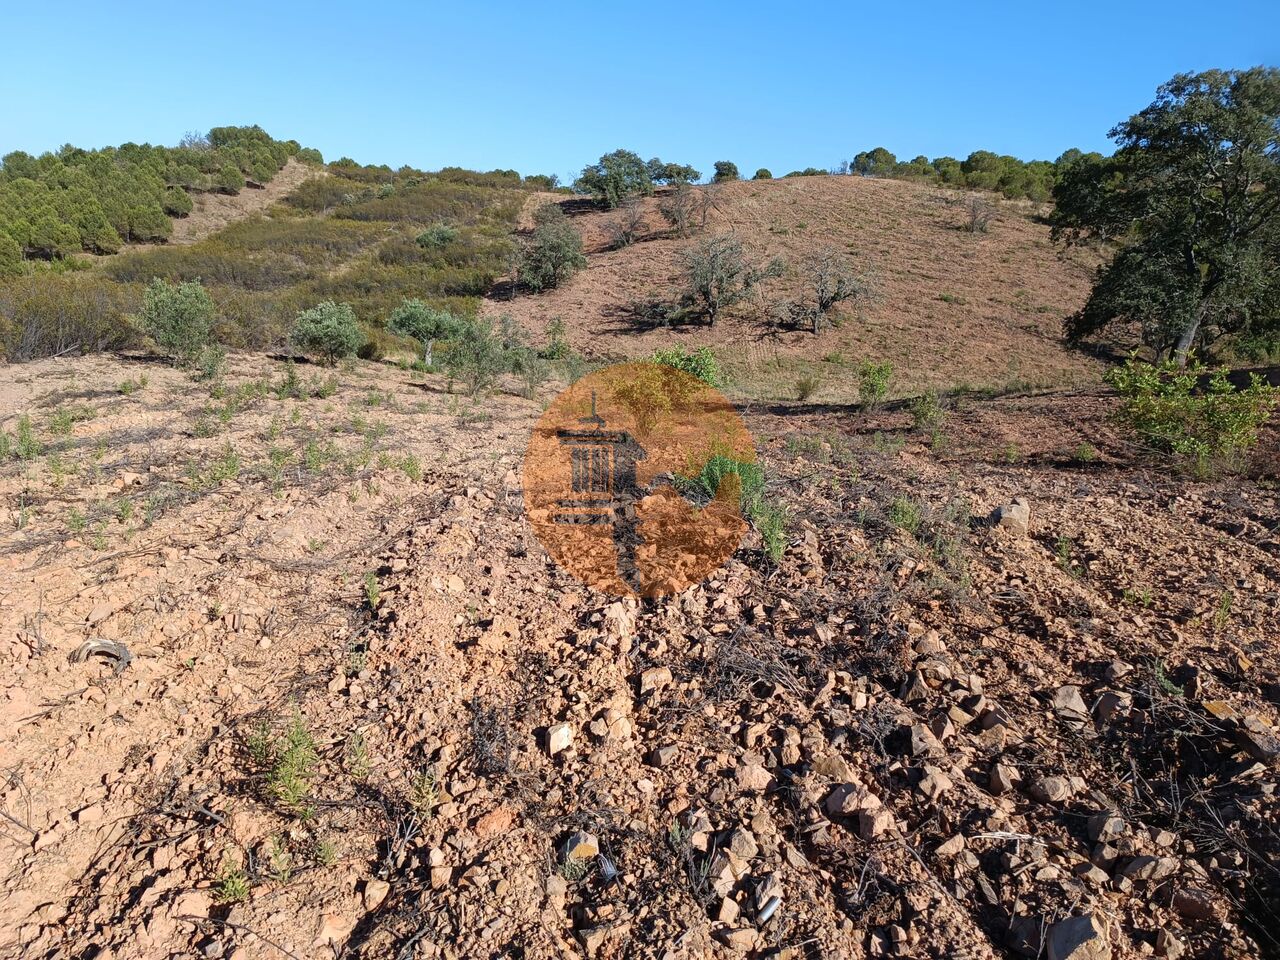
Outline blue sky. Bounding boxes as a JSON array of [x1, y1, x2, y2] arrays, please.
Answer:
[[2, 1, 1276, 181]]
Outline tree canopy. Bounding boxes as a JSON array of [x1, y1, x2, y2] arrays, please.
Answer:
[[1052, 67, 1280, 362], [576, 150, 701, 206], [0, 126, 314, 262]]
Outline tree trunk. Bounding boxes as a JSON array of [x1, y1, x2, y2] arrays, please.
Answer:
[[424, 340, 434, 368], [1172, 304, 1207, 367]]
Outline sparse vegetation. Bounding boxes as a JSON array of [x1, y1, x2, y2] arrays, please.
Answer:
[[965, 196, 994, 233], [606, 199, 647, 249], [251, 710, 319, 816], [213, 858, 251, 904], [659, 182, 715, 239], [909, 391, 945, 432], [857, 360, 893, 409], [652, 345, 722, 386]]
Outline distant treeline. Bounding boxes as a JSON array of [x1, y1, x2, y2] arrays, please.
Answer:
[[0, 126, 321, 267], [570, 146, 1092, 204], [815, 147, 1095, 201]]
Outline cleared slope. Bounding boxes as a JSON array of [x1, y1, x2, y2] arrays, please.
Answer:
[[168, 157, 321, 245], [486, 176, 1104, 400]]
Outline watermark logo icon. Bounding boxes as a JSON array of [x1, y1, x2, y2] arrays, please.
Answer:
[[524, 363, 757, 597]]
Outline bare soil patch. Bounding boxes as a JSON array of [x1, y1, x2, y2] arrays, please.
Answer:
[[2, 354, 1277, 959], [488, 177, 1105, 402]]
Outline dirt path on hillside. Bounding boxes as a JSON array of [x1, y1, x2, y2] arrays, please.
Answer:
[[169, 159, 321, 244]]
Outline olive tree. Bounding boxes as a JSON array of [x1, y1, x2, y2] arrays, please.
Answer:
[[291, 301, 363, 365], [387, 298, 461, 366]]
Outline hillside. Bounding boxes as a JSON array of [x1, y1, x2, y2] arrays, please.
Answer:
[[0, 127, 317, 266], [1, 144, 1278, 960], [168, 157, 320, 245], [0, 162, 535, 361], [485, 176, 1105, 400]]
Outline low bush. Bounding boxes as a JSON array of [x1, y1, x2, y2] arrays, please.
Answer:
[[417, 222, 459, 249], [443, 317, 506, 396], [795, 374, 822, 400], [857, 360, 893, 408], [910, 391, 945, 432], [1107, 356, 1278, 474], [0, 274, 138, 361], [652, 345, 722, 386], [677, 451, 787, 564], [521, 206, 586, 291], [606, 200, 647, 249], [138, 278, 216, 365], [291, 300, 363, 364]]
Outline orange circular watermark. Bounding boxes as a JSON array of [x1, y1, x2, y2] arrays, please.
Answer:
[[524, 363, 757, 597]]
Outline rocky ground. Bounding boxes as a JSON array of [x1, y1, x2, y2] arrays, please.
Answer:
[[2, 354, 1278, 960]]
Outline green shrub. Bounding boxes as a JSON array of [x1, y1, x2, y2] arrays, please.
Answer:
[[795, 374, 821, 400], [163, 188, 194, 217], [677, 452, 787, 564], [443, 318, 505, 396], [15, 415, 41, 460], [1107, 356, 1278, 474], [540, 317, 569, 360], [888, 496, 924, 534], [909, 391, 945, 432], [652, 345, 722, 386], [218, 164, 245, 195], [753, 501, 788, 564], [291, 300, 363, 364], [387, 298, 462, 366], [196, 344, 227, 381], [679, 452, 766, 509], [0, 233, 21, 276], [138, 278, 215, 365], [752, 169, 773, 181], [416, 222, 458, 249], [857, 360, 893, 408], [521, 207, 586, 291]]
